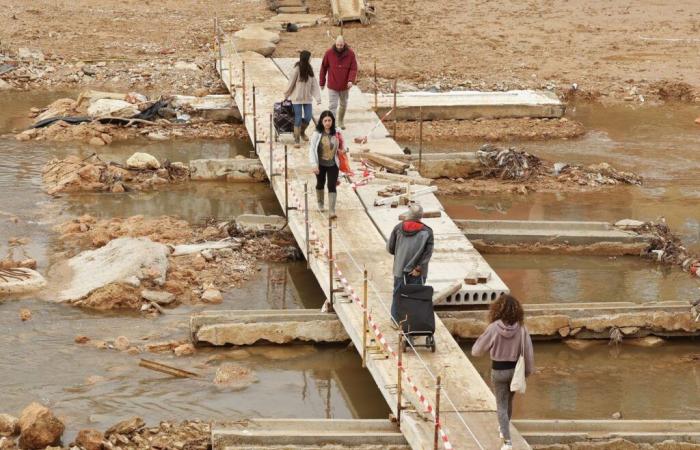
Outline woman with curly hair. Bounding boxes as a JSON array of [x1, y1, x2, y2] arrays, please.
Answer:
[[472, 294, 534, 450]]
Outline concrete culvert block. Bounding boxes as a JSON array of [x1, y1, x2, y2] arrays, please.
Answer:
[[234, 26, 280, 43]]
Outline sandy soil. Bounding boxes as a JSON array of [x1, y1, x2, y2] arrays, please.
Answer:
[[2, 0, 699, 104]]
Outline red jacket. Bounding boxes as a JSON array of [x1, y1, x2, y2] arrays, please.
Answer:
[[319, 47, 358, 91]]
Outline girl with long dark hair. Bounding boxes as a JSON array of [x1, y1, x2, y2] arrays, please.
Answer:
[[308, 110, 345, 219], [284, 50, 321, 147], [472, 294, 535, 450]]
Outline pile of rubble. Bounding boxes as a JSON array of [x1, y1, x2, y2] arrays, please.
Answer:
[[618, 219, 700, 277], [0, 404, 209, 450], [14, 91, 248, 145], [42, 152, 189, 195], [53, 215, 300, 311], [476, 144, 643, 186]]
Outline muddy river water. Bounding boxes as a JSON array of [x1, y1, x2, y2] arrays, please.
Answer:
[[1, 92, 699, 438]]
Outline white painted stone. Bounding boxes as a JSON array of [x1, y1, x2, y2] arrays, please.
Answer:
[[86, 99, 138, 118], [126, 152, 160, 170]]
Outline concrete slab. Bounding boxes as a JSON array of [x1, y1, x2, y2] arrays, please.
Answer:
[[213, 419, 407, 448], [512, 420, 700, 445], [171, 95, 240, 121], [330, 0, 369, 24], [371, 90, 565, 121], [234, 214, 287, 232], [456, 219, 651, 246], [258, 13, 326, 30]]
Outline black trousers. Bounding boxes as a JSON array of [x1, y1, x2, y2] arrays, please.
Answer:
[[316, 164, 339, 193]]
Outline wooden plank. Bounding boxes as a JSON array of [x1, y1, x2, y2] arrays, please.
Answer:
[[364, 153, 409, 173]]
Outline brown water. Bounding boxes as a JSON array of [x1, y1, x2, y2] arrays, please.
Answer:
[[2, 92, 699, 433], [466, 339, 700, 420], [0, 92, 388, 437]]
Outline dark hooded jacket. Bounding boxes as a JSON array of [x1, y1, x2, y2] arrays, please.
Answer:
[[472, 320, 535, 376], [386, 220, 434, 279]]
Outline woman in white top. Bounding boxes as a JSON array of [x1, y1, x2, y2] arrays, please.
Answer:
[[284, 50, 322, 147]]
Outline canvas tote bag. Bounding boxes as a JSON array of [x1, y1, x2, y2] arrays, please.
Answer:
[[510, 327, 527, 394]]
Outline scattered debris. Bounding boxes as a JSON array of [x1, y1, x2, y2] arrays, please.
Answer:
[[138, 359, 200, 379], [19, 309, 32, 322], [213, 363, 257, 389], [42, 153, 189, 195], [476, 144, 642, 186]]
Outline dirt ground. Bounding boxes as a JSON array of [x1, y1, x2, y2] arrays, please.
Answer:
[[2, 0, 699, 105]]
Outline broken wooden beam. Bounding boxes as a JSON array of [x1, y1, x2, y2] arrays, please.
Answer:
[[373, 171, 433, 186], [139, 358, 200, 379], [364, 153, 410, 174]]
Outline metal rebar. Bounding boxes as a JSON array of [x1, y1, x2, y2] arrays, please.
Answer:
[[392, 79, 397, 139], [269, 113, 274, 179], [252, 85, 258, 155], [373, 59, 378, 110], [304, 182, 310, 268], [328, 215, 334, 313], [362, 267, 368, 368], [434, 375, 442, 450], [242, 61, 246, 119], [397, 324, 404, 424], [419, 106, 423, 173]]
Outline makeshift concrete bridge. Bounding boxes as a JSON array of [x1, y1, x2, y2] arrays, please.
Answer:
[[213, 31, 529, 450]]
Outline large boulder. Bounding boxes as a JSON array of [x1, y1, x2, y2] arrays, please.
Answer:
[[233, 26, 280, 44], [87, 99, 138, 118], [126, 152, 160, 170], [0, 414, 18, 437], [232, 38, 276, 57], [17, 403, 64, 449], [57, 237, 170, 302]]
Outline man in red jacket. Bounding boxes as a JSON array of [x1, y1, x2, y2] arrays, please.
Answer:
[[319, 35, 358, 130]]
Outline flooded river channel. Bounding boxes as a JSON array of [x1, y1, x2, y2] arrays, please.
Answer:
[[1, 92, 699, 439]]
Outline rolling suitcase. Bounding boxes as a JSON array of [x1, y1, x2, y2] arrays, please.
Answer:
[[273, 99, 295, 135], [395, 279, 436, 352]]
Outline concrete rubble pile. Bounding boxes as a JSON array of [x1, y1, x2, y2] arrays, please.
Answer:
[[477, 144, 642, 186], [42, 153, 189, 195]]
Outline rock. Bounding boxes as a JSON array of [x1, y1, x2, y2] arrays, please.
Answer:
[[18, 259, 37, 270], [19, 309, 31, 321], [612, 411, 622, 419], [620, 326, 640, 335], [213, 363, 257, 389], [695, 117, 700, 125], [78, 164, 102, 182], [111, 183, 125, 193], [74, 429, 104, 450], [233, 26, 280, 43], [57, 237, 170, 302], [0, 79, 12, 91], [141, 290, 176, 305], [87, 99, 138, 118], [113, 336, 130, 351], [191, 254, 206, 271], [562, 339, 606, 351], [614, 219, 645, 230], [0, 414, 19, 437], [80, 283, 142, 311], [74, 335, 90, 344], [0, 268, 46, 295], [626, 336, 665, 347], [126, 152, 160, 170], [17, 403, 64, 449], [173, 61, 201, 72], [173, 343, 195, 357], [18, 48, 44, 61], [81, 66, 97, 76], [88, 137, 105, 146], [201, 249, 214, 262], [104, 417, 144, 437], [147, 132, 168, 141], [558, 326, 571, 337], [0, 437, 17, 450], [201, 288, 223, 304], [232, 38, 276, 57]]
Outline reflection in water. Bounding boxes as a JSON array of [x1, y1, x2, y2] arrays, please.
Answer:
[[484, 254, 699, 304], [0, 298, 387, 441], [466, 340, 700, 420]]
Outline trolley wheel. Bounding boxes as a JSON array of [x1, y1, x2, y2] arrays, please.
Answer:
[[427, 335, 436, 353]]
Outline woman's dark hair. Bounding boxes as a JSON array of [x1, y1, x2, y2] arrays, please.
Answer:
[[316, 110, 336, 135], [488, 294, 524, 325], [295, 50, 314, 82]]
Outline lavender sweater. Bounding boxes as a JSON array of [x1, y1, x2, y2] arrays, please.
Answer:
[[471, 320, 535, 376]]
